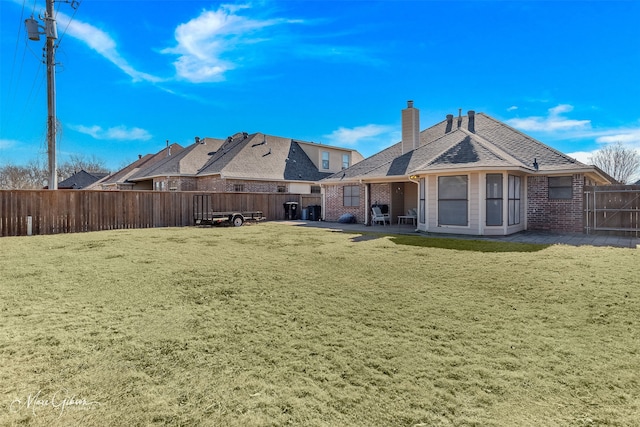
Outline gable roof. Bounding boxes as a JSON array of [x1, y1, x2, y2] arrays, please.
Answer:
[[197, 132, 332, 182], [323, 112, 611, 183], [128, 138, 224, 180], [88, 143, 183, 188], [58, 170, 109, 189]]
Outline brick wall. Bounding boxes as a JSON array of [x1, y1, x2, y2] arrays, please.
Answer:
[[324, 183, 392, 223], [370, 183, 391, 209], [324, 184, 365, 222], [196, 177, 287, 193], [527, 174, 584, 233], [196, 176, 225, 192]]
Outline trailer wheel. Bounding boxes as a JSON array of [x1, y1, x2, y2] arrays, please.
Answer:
[[232, 215, 244, 227]]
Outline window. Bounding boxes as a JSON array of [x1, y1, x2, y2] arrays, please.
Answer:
[[508, 175, 521, 225], [342, 154, 350, 169], [343, 185, 360, 207], [234, 184, 245, 192], [277, 185, 286, 193], [486, 174, 503, 226], [548, 176, 573, 199], [310, 185, 321, 194], [322, 151, 330, 169], [438, 175, 468, 226]]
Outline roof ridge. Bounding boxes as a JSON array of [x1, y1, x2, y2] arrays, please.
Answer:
[[480, 113, 585, 166], [412, 129, 472, 170], [458, 127, 531, 169]]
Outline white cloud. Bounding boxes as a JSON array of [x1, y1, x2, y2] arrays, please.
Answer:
[[595, 129, 640, 146], [323, 124, 395, 147], [161, 4, 303, 83], [70, 124, 152, 141], [507, 106, 518, 112], [56, 12, 161, 83], [0, 139, 18, 150], [507, 104, 591, 132], [565, 150, 593, 164]]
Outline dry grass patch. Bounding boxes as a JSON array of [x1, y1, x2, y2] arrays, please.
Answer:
[[1, 223, 638, 426]]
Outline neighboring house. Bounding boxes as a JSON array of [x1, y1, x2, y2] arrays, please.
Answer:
[[57, 169, 109, 189], [89, 143, 183, 190], [322, 101, 613, 235], [105, 132, 363, 194], [126, 137, 224, 191], [192, 132, 361, 193]]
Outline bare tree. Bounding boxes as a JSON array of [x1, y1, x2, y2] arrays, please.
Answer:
[[58, 154, 109, 181], [0, 160, 47, 189], [589, 142, 640, 184], [0, 155, 109, 189]]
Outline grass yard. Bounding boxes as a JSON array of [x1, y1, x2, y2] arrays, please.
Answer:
[[1, 223, 638, 426]]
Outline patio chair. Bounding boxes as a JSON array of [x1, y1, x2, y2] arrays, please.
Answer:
[[371, 206, 390, 226]]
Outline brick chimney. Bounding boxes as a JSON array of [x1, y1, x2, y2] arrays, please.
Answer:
[[402, 100, 420, 154]]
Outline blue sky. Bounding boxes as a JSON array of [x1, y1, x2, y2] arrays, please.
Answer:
[[1, 0, 639, 177]]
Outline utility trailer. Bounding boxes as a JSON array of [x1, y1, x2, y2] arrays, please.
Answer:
[[193, 194, 265, 227]]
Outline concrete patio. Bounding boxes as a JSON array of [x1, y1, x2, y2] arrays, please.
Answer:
[[281, 220, 640, 249]]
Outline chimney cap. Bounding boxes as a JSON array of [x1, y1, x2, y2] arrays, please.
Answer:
[[446, 114, 454, 120], [407, 100, 414, 108], [468, 110, 475, 117]]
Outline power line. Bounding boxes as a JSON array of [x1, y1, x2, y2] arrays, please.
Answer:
[[55, 0, 82, 49]]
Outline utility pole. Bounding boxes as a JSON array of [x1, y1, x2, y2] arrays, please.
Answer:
[[26, 0, 59, 189], [45, 0, 57, 190]]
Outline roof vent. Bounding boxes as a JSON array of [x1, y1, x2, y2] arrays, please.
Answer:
[[457, 109, 462, 128], [446, 114, 453, 133], [533, 158, 539, 170], [467, 110, 475, 133]]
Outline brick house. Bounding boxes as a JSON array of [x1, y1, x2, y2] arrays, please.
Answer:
[[322, 101, 613, 235], [89, 143, 183, 190], [93, 133, 363, 193]]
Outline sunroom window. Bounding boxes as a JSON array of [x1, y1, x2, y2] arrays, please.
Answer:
[[486, 174, 503, 226], [438, 175, 468, 226]]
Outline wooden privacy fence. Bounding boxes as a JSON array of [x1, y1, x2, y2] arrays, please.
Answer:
[[0, 190, 322, 237], [584, 185, 640, 236]]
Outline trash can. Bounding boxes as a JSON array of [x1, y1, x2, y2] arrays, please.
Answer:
[[283, 202, 299, 220], [301, 208, 309, 220], [308, 205, 321, 221]]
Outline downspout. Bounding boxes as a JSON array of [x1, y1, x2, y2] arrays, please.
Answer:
[[408, 174, 420, 231], [361, 179, 368, 225]]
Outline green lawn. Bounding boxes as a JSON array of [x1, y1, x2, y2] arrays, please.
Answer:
[[1, 223, 638, 426]]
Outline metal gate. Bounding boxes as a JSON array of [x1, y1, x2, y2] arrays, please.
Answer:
[[584, 185, 640, 236]]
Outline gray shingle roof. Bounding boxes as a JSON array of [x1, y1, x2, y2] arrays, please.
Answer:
[[197, 133, 331, 181], [58, 170, 109, 189], [324, 112, 593, 182], [95, 144, 183, 186], [129, 138, 223, 180]]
